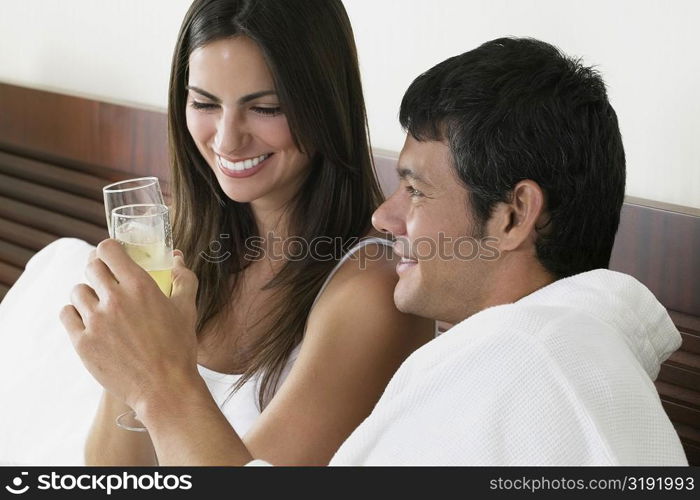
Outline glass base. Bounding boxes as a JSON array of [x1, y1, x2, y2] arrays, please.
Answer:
[[115, 410, 148, 432]]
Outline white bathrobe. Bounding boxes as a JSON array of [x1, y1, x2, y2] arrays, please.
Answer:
[[329, 270, 688, 465]]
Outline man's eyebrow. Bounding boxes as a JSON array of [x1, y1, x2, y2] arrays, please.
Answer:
[[186, 86, 277, 105], [397, 166, 432, 187]]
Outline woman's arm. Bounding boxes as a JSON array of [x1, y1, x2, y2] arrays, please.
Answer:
[[84, 390, 158, 465]]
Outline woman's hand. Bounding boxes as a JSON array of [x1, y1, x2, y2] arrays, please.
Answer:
[[60, 239, 200, 413]]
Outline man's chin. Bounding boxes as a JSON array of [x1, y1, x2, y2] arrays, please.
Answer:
[[393, 284, 430, 318]]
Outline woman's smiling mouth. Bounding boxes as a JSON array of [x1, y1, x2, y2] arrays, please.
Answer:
[[217, 153, 273, 178]]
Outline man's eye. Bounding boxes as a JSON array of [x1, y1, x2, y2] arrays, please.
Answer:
[[251, 106, 282, 117], [406, 185, 424, 198], [190, 101, 218, 111]]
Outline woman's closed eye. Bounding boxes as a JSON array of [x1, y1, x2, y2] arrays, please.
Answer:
[[251, 106, 282, 117], [188, 101, 282, 117], [190, 100, 218, 111]]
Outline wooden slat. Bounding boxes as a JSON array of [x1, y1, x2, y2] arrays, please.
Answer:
[[0, 196, 106, 245], [660, 400, 700, 429], [0, 239, 34, 268], [667, 350, 700, 372], [0, 173, 104, 226], [673, 422, 700, 466], [670, 310, 700, 335], [0, 82, 170, 182], [0, 150, 107, 201], [674, 422, 700, 449], [0, 218, 57, 250], [657, 381, 700, 408], [0, 283, 8, 302], [680, 442, 700, 467], [658, 363, 700, 393], [0, 260, 22, 286], [670, 311, 700, 355], [680, 332, 700, 356]]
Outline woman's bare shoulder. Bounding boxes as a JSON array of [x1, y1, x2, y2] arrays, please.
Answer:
[[312, 234, 397, 307], [305, 232, 433, 346]]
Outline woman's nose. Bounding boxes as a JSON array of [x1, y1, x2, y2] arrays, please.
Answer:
[[214, 109, 249, 155]]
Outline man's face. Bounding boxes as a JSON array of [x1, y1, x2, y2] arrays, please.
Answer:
[[372, 136, 497, 324]]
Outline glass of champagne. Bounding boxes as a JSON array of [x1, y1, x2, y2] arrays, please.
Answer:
[[103, 177, 165, 238], [111, 203, 174, 431]]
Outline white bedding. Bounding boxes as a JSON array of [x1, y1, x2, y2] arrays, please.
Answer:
[[0, 238, 102, 465]]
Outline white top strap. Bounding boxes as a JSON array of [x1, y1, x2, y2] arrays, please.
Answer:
[[309, 237, 393, 312]]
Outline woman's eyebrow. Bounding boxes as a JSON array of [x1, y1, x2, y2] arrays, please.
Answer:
[[186, 86, 277, 105], [238, 90, 277, 104], [186, 85, 221, 103]]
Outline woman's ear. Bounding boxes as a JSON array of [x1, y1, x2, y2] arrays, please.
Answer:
[[489, 180, 546, 252]]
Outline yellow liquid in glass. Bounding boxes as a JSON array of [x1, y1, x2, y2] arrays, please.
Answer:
[[147, 269, 173, 297], [120, 241, 173, 297]]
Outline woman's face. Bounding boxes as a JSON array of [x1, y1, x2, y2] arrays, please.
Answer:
[[185, 36, 311, 209]]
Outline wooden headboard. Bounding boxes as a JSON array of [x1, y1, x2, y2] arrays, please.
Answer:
[[0, 82, 170, 301], [0, 82, 698, 464], [609, 197, 700, 464]]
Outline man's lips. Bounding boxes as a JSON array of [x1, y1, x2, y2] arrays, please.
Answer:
[[396, 257, 418, 274], [393, 244, 418, 263], [393, 244, 418, 274]]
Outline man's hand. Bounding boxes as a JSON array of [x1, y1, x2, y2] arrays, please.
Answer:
[[60, 239, 200, 412]]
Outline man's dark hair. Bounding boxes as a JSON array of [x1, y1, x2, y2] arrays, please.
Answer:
[[399, 37, 626, 278]]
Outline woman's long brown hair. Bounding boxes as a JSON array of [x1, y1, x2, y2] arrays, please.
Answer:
[[168, 0, 384, 408]]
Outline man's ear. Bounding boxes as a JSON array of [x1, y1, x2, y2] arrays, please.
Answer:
[[488, 180, 546, 252]]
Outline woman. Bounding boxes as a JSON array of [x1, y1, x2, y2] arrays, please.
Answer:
[[80, 0, 434, 465]]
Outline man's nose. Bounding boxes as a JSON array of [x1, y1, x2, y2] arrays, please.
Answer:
[[214, 109, 249, 155], [372, 189, 407, 237]]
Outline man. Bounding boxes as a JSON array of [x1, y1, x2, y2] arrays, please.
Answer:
[[62, 37, 687, 465], [331, 37, 686, 465]]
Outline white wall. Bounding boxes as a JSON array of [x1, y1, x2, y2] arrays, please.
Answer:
[[345, 0, 700, 209], [0, 0, 192, 109], [0, 0, 698, 208]]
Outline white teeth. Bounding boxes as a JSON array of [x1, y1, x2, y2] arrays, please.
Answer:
[[218, 153, 270, 171]]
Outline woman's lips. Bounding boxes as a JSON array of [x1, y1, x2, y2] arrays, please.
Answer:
[[217, 153, 273, 179]]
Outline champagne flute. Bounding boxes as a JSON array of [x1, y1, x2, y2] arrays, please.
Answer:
[[111, 203, 174, 431], [103, 177, 165, 238], [102, 177, 166, 431]]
